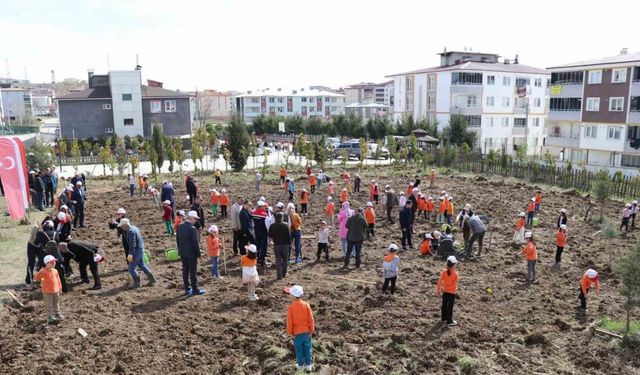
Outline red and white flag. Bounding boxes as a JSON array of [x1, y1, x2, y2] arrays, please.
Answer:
[[0, 137, 29, 219]]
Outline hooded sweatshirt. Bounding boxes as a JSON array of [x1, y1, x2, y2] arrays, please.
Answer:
[[382, 253, 400, 278]]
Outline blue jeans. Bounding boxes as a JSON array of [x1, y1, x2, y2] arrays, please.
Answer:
[[292, 230, 302, 261], [341, 238, 347, 256], [129, 184, 135, 197], [211, 256, 219, 277], [526, 212, 534, 226], [293, 333, 313, 366], [36, 191, 44, 210], [128, 256, 150, 278], [535, 204, 540, 214]]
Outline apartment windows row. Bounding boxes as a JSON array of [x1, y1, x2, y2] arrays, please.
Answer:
[[486, 75, 514, 86], [461, 115, 481, 127], [585, 97, 625, 112], [150, 100, 177, 113], [451, 72, 483, 85], [484, 96, 542, 108], [583, 124, 623, 140], [551, 71, 583, 85], [485, 116, 540, 127], [549, 97, 582, 111]]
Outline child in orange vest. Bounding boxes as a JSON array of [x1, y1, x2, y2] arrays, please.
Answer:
[[382, 244, 400, 294], [513, 212, 526, 245], [327, 181, 335, 196], [522, 232, 538, 283], [325, 197, 335, 225], [416, 193, 426, 220], [242, 244, 260, 301], [210, 189, 220, 216], [285, 284, 315, 371], [279, 165, 287, 184], [340, 188, 348, 204], [173, 210, 185, 234], [405, 183, 413, 197], [436, 255, 459, 326], [555, 224, 568, 265], [219, 189, 230, 218], [35, 255, 63, 324], [526, 198, 536, 226], [207, 225, 222, 279], [437, 196, 446, 224], [365, 202, 376, 238], [308, 174, 317, 194], [579, 269, 600, 311], [535, 191, 542, 214], [300, 189, 309, 215], [425, 196, 434, 221], [344, 173, 352, 194], [420, 233, 433, 256]]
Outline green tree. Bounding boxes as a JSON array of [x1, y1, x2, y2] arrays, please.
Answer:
[[616, 242, 640, 338], [123, 135, 132, 149], [306, 117, 325, 135], [295, 134, 307, 164], [26, 138, 54, 170], [174, 138, 184, 172], [58, 139, 68, 158], [129, 156, 140, 176], [70, 139, 81, 169], [221, 144, 231, 172], [114, 137, 128, 176], [98, 146, 113, 177], [165, 137, 176, 173], [340, 149, 348, 169], [442, 114, 476, 149], [515, 143, 528, 164], [374, 138, 384, 165], [149, 147, 158, 177], [407, 134, 419, 165], [285, 115, 305, 134], [304, 139, 314, 166], [191, 138, 204, 171], [226, 114, 251, 171], [152, 123, 165, 173], [130, 137, 140, 153], [358, 138, 368, 171], [386, 135, 398, 164], [314, 136, 328, 169], [593, 170, 611, 221]]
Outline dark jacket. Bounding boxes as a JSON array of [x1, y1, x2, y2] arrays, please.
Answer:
[[34, 176, 45, 193], [239, 208, 253, 235], [63, 241, 98, 265], [55, 218, 72, 243], [408, 194, 417, 213], [399, 207, 412, 229], [186, 178, 197, 194], [176, 221, 201, 259], [268, 222, 291, 245], [108, 217, 129, 251], [557, 214, 567, 228], [72, 188, 85, 206], [161, 184, 175, 204], [190, 203, 205, 229], [346, 214, 368, 242], [43, 174, 53, 190], [385, 191, 398, 208]]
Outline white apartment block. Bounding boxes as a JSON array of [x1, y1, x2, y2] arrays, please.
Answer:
[[387, 51, 549, 155], [544, 50, 640, 169], [235, 87, 345, 124]]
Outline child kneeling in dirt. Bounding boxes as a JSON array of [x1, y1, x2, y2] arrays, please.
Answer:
[[35, 255, 64, 324], [419, 233, 433, 256], [242, 245, 260, 301], [285, 284, 315, 372], [382, 244, 400, 294]]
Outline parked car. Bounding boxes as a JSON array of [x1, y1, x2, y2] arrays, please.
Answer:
[[368, 143, 390, 159], [325, 137, 341, 149], [332, 142, 361, 159]]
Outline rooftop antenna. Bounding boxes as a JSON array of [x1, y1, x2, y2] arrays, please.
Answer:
[[135, 54, 141, 70], [51, 70, 56, 84]]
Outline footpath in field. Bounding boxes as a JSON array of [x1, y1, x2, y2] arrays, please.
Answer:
[[1, 171, 639, 374]]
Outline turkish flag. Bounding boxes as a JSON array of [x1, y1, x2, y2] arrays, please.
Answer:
[[0, 137, 29, 219]]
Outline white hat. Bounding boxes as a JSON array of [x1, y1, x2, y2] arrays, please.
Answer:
[[177, 210, 185, 216], [464, 204, 471, 210], [385, 184, 390, 189], [208, 225, 218, 234], [626, 203, 632, 208], [93, 254, 104, 263], [44, 255, 57, 264], [116, 208, 126, 215], [447, 255, 458, 264], [57, 212, 66, 221], [425, 233, 433, 239], [388, 244, 399, 251], [439, 196, 444, 200], [412, 187, 419, 193], [366, 202, 373, 207], [448, 196, 453, 201], [342, 188, 347, 191], [260, 196, 266, 201], [329, 181, 334, 185], [586, 269, 598, 279], [117, 218, 130, 227], [287, 202, 295, 210], [76, 181, 83, 186], [60, 205, 68, 210], [276, 202, 285, 208], [257, 201, 266, 207], [187, 210, 200, 219], [327, 196, 333, 201], [221, 188, 227, 193], [399, 192, 405, 195], [44, 220, 54, 227], [302, 188, 307, 192], [560, 224, 567, 230], [634, 201, 638, 205], [417, 192, 423, 197], [441, 190, 446, 195], [371, 179, 375, 183], [524, 231, 533, 239], [245, 244, 257, 253], [531, 198, 535, 202], [163, 200, 171, 205], [560, 208, 567, 213], [432, 230, 441, 239], [518, 212, 526, 217], [29, 170, 36, 174], [284, 285, 304, 298]]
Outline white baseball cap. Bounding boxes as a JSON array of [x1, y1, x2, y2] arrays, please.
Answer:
[[518, 212, 526, 217], [327, 196, 332, 201], [208, 225, 218, 234], [560, 208, 567, 213], [425, 233, 432, 239], [57, 212, 66, 221], [432, 231, 441, 239], [284, 285, 304, 298], [245, 244, 257, 253], [117, 218, 130, 227], [530, 198, 535, 202], [44, 255, 57, 264], [76, 181, 83, 186], [177, 210, 185, 216], [439, 196, 444, 200], [524, 231, 533, 239], [447, 255, 458, 264], [464, 204, 471, 210], [366, 202, 373, 207], [116, 208, 126, 215], [560, 224, 567, 230], [257, 201, 266, 207], [60, 205, 68, 210], [44, 220, 54, 227], [287, 203, 295, 210], [187, 210, 200, 219], [388, 244, 399, 251], [586, 269, 598, 279], [163, 200, 171, 205], [412, 188, 419, 193], [276, 202, 285, 208]]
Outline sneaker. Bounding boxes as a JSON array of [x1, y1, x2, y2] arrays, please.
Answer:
[[447, 321, 457, 327], [304, 364, 314, 372], [295, 364, 304, 371], [89, 285, 102, 290], [55, 314, 65, 321], [216, 276, 224, 280], [47, 316, 59, 325], [253, 294, 260, 300], [192, 288, 206, 296], [185, 287, 193, 296], [249, 294, 258, 301]]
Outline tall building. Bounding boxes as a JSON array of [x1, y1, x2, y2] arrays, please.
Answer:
[[235, 87, 345, 124], [343, 81, 394, 106], [0, 87, 33, 125], [544, 50, 640, 168], [193, 90, 237, 122], [387, 50, 549, 155], [57, 71, 193, 139]]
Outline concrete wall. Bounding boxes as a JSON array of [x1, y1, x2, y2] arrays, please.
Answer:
[[109, 71, 144, 137], [582, 67, 630, 124], [142, 98, 192, 137], [59, 99, 114, 139]]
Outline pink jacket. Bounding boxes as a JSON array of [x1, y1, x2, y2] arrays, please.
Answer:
[[338, 208, 354, 239]]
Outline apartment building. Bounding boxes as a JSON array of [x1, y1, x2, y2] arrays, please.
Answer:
[[0, 87, 34, 125], [343, 81, 394, 106], [193, 90, 237, 122], [57, 70, 193, 139], [544, 50, 640, 168], [387, 50, 549, 155], [235, 87, 345, 124]]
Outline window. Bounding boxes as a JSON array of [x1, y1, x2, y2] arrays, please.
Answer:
[[105, 128, 114, 134], [586, 97, 600, 111], [549, 97, 582, 111], [427, 94, 435, 111], [428, 75, 436, 90], [309, 107, 315, 113], [501, 117, 509, 127], [302, 97, 307, 102], [486, 96, 495, 106], [467, 96, 478, 107], [612, 68, 627, 83], [278, 97, 284, 103], [164, 100, 177, 113], [487, 75, 495, 85], [532, 118, 540, 127], [124, 118, 134, 126], [503, 76, 511, 86], [268, 97, 275, 103], [634, 67, 640, 82], [102, 103, 111, 110], [534, 78, 542, 87], [630, 97, 640, 112], [514, 118, 527, 127], [515, 77, 530, 87], [608, 126, 622, 140], [533, 98, 541, 107], [622, 154, 640, 168], [486, 117, 494, 127], [277, 107, 284, 113], [462, 115, 481, 127], [609, 97, 624, 112], [122, 93, 132, 101], [325, 97, 330, 102], [150, 100, 161, 113], [550, 71, 584, 85], [451, 72, 483, 85], [588, 70, 602, 84], [584, 125, 598, 138], [502, 97, 510, 107]]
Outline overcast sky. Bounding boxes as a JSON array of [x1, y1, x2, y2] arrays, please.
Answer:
[[1, 0, 639, 92]]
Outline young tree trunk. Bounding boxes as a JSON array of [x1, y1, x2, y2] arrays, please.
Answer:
[[609, 238, 612, 268], [626, 304, 631, 335]]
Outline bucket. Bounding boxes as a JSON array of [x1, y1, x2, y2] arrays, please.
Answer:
[[532, 217, 539, 227], [165, 248, 180, 261], [143, 250, 150, 265]]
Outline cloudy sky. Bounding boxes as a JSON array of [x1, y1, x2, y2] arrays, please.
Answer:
[[1, 0, 638, 92]]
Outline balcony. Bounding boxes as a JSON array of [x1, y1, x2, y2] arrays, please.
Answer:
[[450, 105, 482, 116], [450, 85, 483, 96], [549, 84, 583, 98], [544, 134, 580, 148], [512, 126, 527, 136]]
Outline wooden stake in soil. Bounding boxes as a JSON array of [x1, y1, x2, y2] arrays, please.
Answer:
[[221, 236, 228, 276], [6, 290, 24, 308]]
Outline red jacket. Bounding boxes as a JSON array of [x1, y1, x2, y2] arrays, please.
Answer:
[[163, 205, 173, 221]]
